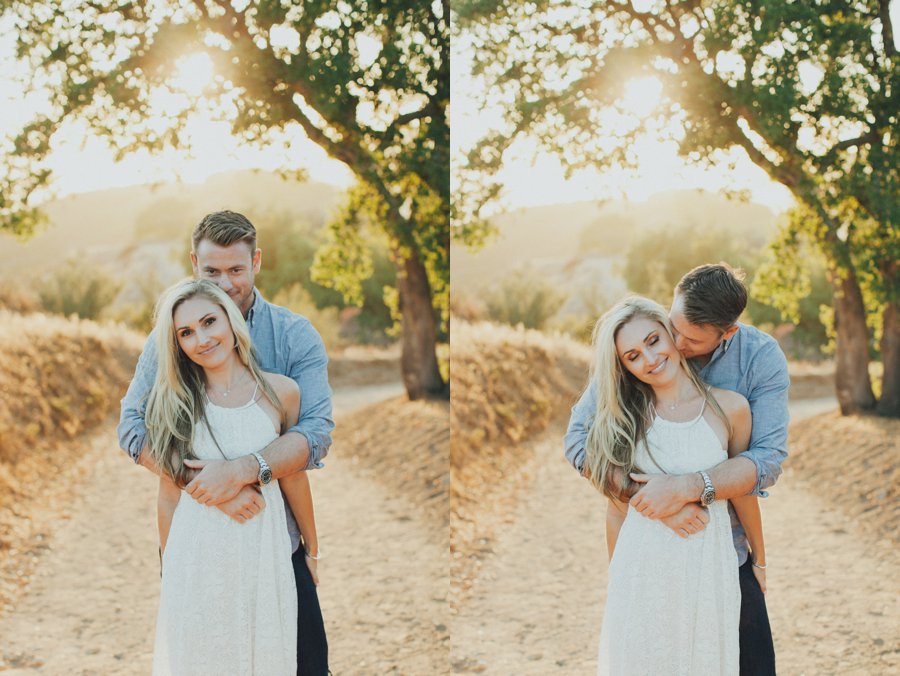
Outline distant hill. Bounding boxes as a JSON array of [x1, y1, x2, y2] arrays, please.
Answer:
[[0, 171, 342, 322], [451, 190, 778, 303], [0, 170, 342, 274], [0, 171, 344, 313]]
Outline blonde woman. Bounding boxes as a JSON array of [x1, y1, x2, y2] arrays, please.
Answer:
[[586, 297, 766, 675], [146, 279, 318, 675]]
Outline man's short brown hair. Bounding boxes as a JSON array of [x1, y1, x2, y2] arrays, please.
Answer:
[[675, 263, 748, 332], [192, 210, 257, 253]]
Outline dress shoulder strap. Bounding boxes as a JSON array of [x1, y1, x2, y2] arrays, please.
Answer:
[[693, 397, 707, 422]]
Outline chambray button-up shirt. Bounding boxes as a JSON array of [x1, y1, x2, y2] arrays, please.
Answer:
[[564, 322, 790, 565], [117, 289, 334, 552]]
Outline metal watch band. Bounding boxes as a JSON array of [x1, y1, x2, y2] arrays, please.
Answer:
[[698, 470, 715, 506], [252, 452, 271, 484]]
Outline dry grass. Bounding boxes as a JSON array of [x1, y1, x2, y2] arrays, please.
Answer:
[[0, 311, 144, 612], [333, 395, 449, 536], [786, 411, 899, 546], [0, 312, 143, 496], [450, 320, 591, 601], [328, 344, 402, 388], [450, 320, 590, 475], [786, 360, 885, 401]]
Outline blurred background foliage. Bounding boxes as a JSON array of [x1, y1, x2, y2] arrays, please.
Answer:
[[0, 171, 402, 347]]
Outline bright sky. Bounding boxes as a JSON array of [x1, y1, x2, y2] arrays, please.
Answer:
[[452, 6, 900, 217], [0, 18, 354, 200]]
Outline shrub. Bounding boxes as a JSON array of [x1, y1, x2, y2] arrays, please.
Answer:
[[271, 283, 346, 351], [37, 258, 122, 320], [0, 277, 42, 313], [485, 269, 564, 330]]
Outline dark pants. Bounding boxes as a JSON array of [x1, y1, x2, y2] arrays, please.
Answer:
[[292, 546, 329, 676], [739, 557, 776, 675]]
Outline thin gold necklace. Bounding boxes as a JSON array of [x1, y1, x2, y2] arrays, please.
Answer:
[[209, 370, 249, 398]]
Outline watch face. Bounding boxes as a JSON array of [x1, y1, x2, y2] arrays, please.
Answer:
[[260, 468, 273, 484]]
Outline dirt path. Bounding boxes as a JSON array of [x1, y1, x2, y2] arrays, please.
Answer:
[[0, 382, 446, 675], [450, 400, 900, 675]]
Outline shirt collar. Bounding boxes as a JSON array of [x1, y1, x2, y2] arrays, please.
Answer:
[[246, 288, 263, 326], [709, 324, 739, 363], [693, 324, 740, 373]]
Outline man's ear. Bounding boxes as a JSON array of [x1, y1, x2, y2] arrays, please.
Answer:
[[722, 324, 740, 341], [190, 251, 199, 275], [252, 248, 262, 274]]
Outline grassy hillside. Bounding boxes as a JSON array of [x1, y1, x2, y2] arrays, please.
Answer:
[[0, 170, 344, 327], [0, 171, 347, 334], [785, 412, 898, 545], [0, 311, 143, 614], [334, 396, 449, 534], [451, 189, 777, 294], [0, 312, 144, 502], [451, 320, 591, 592], [0, 170, 342, 275]]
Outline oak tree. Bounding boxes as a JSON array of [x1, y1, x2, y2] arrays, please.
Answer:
[[456, 0, 898, 415], [1, 0, 449, 399]]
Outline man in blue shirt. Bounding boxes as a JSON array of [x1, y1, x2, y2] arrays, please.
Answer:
[[565, 263, 788, 676], [118, 210, 333, 675]]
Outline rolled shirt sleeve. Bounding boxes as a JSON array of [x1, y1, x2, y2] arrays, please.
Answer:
[[117, 331, 159, 464], [282, 318, 334, 470], [564, 380, 597, 474], [738, 342, 790, 497]]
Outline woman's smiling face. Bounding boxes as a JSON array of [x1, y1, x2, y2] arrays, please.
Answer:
[[173, 296, 235, 368], [614, 315, 681, 386]]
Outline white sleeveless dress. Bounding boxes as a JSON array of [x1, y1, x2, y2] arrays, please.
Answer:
[[596, 404, 740, 675], [152, 391, 297, 676]]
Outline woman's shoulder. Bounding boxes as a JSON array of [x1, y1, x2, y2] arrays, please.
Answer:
[[710, 387, 750, 419], [260, 371, 300, 401]]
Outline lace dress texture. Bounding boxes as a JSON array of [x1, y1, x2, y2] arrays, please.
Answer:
[[596, 403, 741, 676], [152, 393, 297, 676]]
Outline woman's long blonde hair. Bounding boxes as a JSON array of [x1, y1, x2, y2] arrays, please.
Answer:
[[584, 296, 729, 499], [145, 278, 286, 486]]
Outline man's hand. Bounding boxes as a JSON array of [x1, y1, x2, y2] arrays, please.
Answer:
[[629, 472, 700, 519], [659, 503, 709, 538], [184, 457, 253, 506], [215, 485, 266, 523]]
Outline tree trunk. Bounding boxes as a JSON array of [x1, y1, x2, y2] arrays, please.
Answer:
[[830, 267, 876, 414], [396, 247, 446, 400], [876, 299, 900, 417]]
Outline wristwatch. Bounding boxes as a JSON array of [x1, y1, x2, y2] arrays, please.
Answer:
[[698, 470, 716, 506], [252, 452, 272, 485]]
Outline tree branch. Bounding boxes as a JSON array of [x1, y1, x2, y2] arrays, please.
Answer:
[[880, 0, 897, 58], [830, 130, 881, 153], [384, 101, 440, 137]]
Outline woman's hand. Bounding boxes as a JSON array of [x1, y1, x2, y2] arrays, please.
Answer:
[[305, 552, 320, 586], [216, 485, 266, 523], [659, 503, 709, 538], [752, 563, 767, 594]]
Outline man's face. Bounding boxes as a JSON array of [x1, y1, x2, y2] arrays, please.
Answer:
[[191, 239, 261, 317], [668, 292, 733, 360]]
